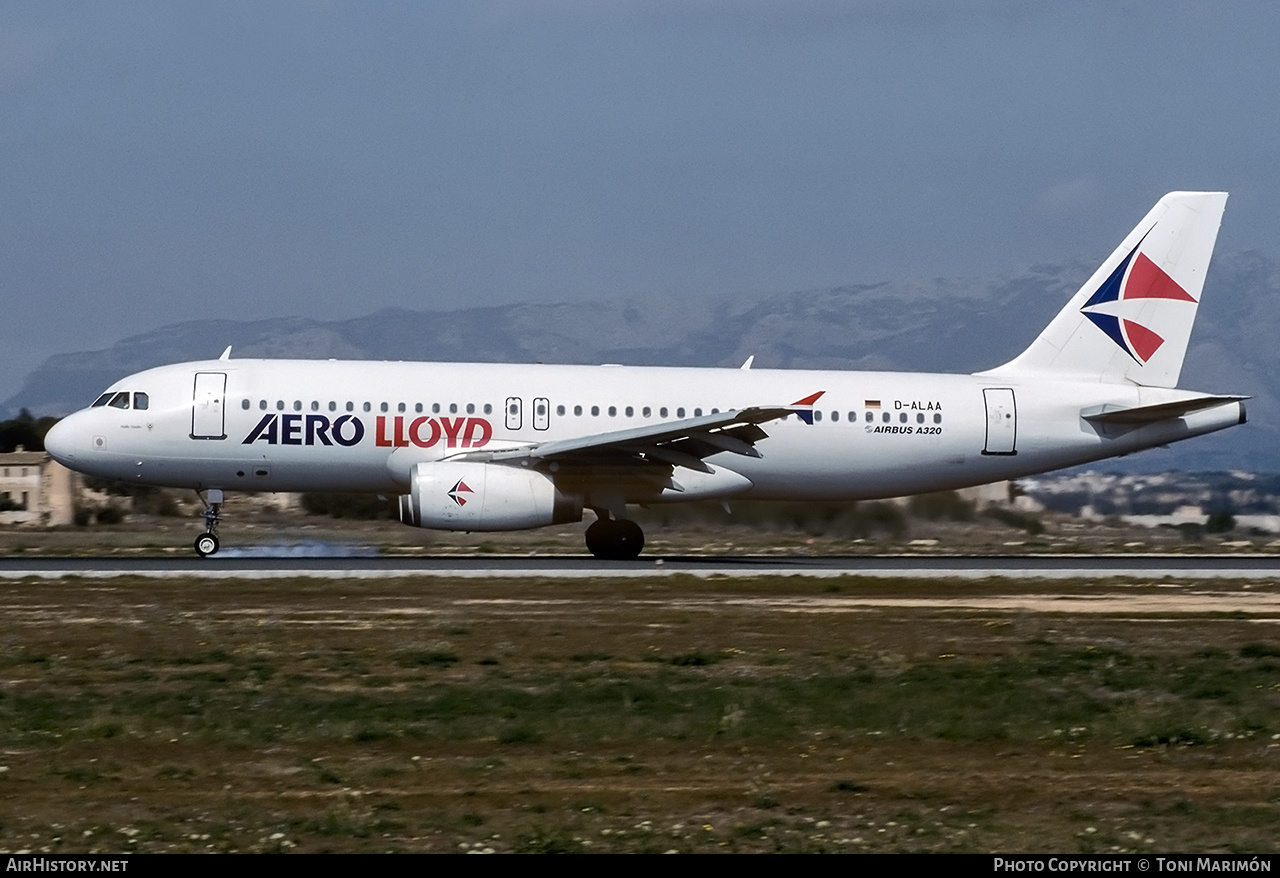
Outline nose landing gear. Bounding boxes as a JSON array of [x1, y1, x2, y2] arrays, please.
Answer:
[[194, 531, 220, 557], [194, 489, 223, 557]]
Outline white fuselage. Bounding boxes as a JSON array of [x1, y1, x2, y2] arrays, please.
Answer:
[[45, 357, 1244, 503]]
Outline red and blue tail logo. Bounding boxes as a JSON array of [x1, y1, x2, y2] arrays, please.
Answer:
[[1080, 239, 1197, 364]]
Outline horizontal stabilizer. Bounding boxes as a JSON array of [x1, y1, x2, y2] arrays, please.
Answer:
[[1081, 396, 1247, 425]]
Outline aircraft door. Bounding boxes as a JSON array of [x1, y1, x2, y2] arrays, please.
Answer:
[[982, 387, 1017, 455], [533, 397, 549, 431], [191, 372, 227, 440], [505, 397, 522, 431]]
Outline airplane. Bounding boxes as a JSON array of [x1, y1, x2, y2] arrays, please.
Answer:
[[43, 191, 1245, 559]]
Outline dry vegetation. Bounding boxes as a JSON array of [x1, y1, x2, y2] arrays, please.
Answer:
[[0, 573, 1278, 853]]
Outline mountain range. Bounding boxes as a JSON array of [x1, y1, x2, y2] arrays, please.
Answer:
[[9, 250, 1277, 472]]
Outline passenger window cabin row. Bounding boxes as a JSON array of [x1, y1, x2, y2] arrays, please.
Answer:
[[244, 399, 494, 415], [90, 390, 944, 427], [237, 398, 943, 425]]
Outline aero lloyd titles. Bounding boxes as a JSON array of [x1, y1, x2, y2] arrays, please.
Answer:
[[242, 413, 493, 449]]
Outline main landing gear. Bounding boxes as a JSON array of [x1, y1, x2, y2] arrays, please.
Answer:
[[194, 489, 223, 557], [584, 516, 645, 560]]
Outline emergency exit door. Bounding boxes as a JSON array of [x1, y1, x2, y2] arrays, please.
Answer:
[[505, 397, 522, 431], [982, 387, 1017, 455], [191, 372, 227, 440]]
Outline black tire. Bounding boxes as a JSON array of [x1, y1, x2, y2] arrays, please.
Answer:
[[194, 533, 220, 557], [584, 519, 613, 558], [584, 519, 645, 560], [613, 519, 644, 559]]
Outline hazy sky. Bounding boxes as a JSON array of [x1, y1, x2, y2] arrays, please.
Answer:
[[4, 1, 1279, 400]]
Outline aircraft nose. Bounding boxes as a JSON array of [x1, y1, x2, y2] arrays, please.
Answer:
[[43, 416, 77, 466]]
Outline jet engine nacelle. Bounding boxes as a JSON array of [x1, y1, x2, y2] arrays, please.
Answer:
[[397, 461, 582, 531]]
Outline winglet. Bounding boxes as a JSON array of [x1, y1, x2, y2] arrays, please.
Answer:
[[219, 346, 233, 361], [790, 391, 825, 425], [740, 355, 754, 370]]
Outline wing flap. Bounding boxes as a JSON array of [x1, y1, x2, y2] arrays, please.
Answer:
[[618, 444, 714, 473]]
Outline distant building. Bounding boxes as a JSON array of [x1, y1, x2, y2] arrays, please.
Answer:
[[957, 480, 1044, 513], [0, 447, 78, 527]]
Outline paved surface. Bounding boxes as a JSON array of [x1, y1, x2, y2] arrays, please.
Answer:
[[3, 553, 1280, 579]]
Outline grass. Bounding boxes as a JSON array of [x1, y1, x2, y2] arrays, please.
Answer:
[[0, 574, 1277, 852]]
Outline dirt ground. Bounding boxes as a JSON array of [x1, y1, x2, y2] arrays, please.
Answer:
[[0, 572, 1278, 853]]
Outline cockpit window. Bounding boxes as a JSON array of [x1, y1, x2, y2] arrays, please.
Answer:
[[133, 392, 149, 410], [108, 392, 130, 409], [92, 392, 114, 407]]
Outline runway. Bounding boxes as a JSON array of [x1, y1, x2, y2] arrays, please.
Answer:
[[4, 552, 1280, 580]]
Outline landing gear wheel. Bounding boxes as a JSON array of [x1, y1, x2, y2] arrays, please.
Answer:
[[585, 519, 645, 560], [585, 520, 610, 557], [194, 533, 220, 557], [194, 489, 224, 557], [612, 519, 644, 559]]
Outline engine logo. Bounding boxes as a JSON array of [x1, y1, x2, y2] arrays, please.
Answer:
[[447, 479, 474, 507]]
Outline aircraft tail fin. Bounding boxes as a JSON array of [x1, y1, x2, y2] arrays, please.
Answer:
[[981, 191, 1228, 388]]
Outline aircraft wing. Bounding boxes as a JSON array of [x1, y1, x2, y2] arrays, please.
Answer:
[[449, 394, 823, 473]]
